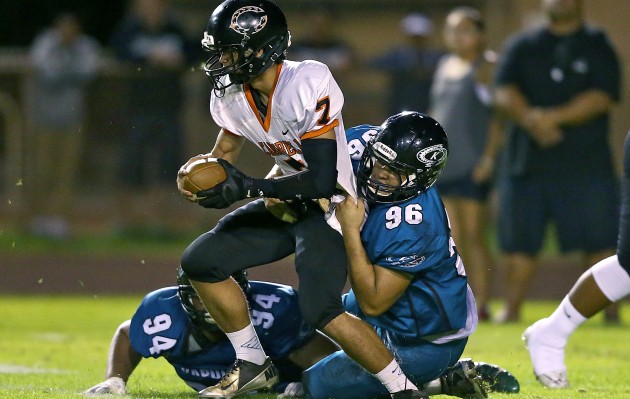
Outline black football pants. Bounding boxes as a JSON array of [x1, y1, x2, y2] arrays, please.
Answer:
[[181, 199, 348, 329]]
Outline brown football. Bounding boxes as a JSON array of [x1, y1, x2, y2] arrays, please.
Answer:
[[182, 158, 227, 196]]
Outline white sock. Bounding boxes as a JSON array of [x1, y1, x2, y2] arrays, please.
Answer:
[[375, 359, 418, 393], [225, 323, 267, 365], [545, 296, 587, 347], [592, 255, 630, 301]]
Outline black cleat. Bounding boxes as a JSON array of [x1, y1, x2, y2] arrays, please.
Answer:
[[391, 389, 429, 399], [474, 362, 520, 393], [440, 358, 487, 399]]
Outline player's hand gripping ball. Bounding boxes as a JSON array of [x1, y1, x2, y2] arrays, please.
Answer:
[[197, 159, 254, 209], [179, 157, 227, 201]]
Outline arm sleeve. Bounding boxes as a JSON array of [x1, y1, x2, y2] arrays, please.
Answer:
[[251, 138, 338, 199]]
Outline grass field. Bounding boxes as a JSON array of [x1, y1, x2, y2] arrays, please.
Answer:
[[0, 296, 629, 399]]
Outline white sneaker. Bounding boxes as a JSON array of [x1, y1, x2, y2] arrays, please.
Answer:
[[522, 319, 569, 388]]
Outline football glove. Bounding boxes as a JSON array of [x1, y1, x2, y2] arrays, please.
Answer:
[[83, 377, 126, 396], [197, 159, 256, 209], [277, 382, 304, 398]]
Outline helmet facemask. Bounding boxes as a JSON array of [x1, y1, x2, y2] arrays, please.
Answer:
[[202, 30, 291, 96], [177, 275, 223, 334], [357, 143, 425, 204], [176, 268, 249, 333]]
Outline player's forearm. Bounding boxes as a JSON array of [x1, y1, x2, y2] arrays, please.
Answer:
[[210, 129, 245, 164], [105, 321, 142, 382], [341, 229, 382, 316], [251, 139, 337, 199]]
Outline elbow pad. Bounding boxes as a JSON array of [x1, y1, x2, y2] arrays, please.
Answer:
[[252, 138, 338, 200]]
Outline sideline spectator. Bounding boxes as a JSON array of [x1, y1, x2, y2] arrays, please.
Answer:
[[494, 0, 621, 323], [429, 6, 503, 321], [109, 0, 196, 234], [27, 12, 100, 238], [368, 13, 443, 115], [289, 6, 354, 79]]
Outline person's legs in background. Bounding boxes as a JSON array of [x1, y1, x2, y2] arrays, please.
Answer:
[[439, 174, 495, 321], [496, 175, 545, 323], [553, 174, 620, 324], [28, 125, 82, 238]]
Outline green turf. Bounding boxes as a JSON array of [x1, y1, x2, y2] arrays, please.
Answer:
[[0, 228, 199, 257], [0, 296, 629, 398]]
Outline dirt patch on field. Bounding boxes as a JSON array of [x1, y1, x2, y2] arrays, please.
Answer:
[[2, 252, 587, 300], [2, 253, 299, 295]]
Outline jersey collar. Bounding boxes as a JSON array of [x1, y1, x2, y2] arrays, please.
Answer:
[[244, 63, 283, 132]]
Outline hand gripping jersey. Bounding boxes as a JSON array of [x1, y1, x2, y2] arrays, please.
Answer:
[[129, 281, 313, 391], [342, 125, 477, 343], [210, 60, 356, 198]]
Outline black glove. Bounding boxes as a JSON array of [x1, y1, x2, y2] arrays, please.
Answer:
[[197, 159, 255, 209]]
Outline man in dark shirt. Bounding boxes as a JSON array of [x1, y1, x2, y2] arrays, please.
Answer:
[[493, 0, 621, 323]]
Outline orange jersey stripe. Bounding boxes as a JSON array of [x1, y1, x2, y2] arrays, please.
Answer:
[[301, 119, 339, 140], [244, 63, 283, 132]]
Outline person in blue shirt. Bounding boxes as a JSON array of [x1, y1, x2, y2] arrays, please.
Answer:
[[83, 268, 338, 397], [304, 112, 518, 399]]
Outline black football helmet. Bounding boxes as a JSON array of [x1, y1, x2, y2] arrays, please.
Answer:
[[357, 112, 448, 204], [202, 0, 291, 93], [177, 267, 249, 333]]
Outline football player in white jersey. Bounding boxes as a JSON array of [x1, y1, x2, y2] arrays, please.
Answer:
[[176, 1, 424, 398]]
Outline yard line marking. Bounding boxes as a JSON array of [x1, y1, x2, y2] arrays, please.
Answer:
[[0, 364, 71, 374]]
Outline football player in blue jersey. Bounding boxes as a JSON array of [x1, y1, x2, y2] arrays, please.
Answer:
[[83, 268, 338, 397], [303, 112, 519, 399]]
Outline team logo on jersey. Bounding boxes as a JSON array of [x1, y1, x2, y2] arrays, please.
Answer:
[[417, 144, 447, 167], [372, 142, 397, 163], [386, 255, 425, 268], [230, 6, 268, 35]]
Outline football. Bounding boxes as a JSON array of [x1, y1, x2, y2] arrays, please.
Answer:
[[181, 157, 227, 198]]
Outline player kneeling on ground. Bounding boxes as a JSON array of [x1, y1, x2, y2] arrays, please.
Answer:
[[83, 268, 337, 397]]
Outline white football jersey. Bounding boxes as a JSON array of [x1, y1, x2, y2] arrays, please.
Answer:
[[210, 60, 356, 199]]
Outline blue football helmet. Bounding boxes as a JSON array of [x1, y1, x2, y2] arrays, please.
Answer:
[[177, 267, 249, 332]]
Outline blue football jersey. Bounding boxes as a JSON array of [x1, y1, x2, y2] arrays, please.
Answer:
[[342, 125, 475, 343], [345, 124, 380, 173], [129, 281, 313, 391]]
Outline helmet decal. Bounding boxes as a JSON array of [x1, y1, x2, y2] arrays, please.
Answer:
[[417, 144, 447, 167], [202, 31, 215, 47], [230, 6, 268, 35], [372, 142, 397, 163]]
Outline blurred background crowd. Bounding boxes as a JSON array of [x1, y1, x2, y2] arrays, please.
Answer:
[[1, 0, 629, 322]]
